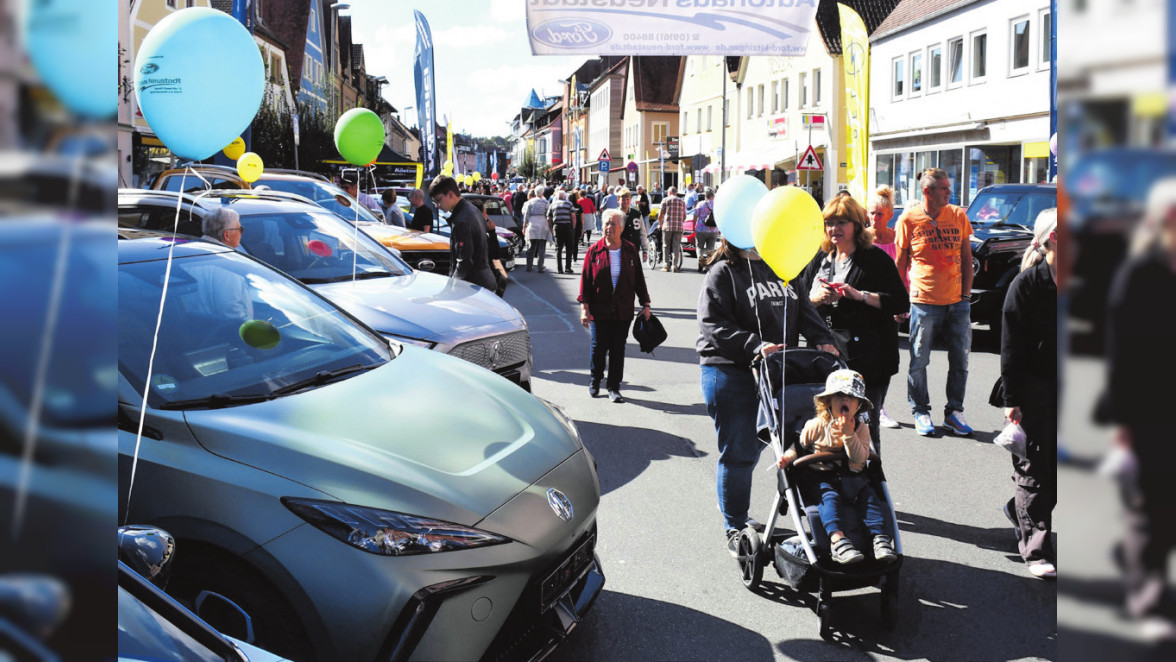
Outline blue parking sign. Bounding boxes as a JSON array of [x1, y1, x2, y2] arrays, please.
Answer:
[[599, 160, 610, 173]]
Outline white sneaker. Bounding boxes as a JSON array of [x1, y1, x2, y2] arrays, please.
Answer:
[[878, 408, 900, 429], [1140, 616, 1176, 642], [1027, 561, 1056, 579]]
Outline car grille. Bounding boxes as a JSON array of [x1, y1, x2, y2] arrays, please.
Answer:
[[449, 330, 530, 374], [401, 251, 450, 273]]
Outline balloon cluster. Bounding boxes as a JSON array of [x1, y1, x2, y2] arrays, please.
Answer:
[[712, 175, 825, 284]]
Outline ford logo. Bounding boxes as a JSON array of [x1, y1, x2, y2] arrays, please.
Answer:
[[416, 259, 436, 272], [532, 19, 611, 49], [546, 488, 574, 522], [140, 62, 159, 75]]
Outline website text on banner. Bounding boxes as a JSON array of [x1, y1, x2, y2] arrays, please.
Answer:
[[526, 0, 820, 56]]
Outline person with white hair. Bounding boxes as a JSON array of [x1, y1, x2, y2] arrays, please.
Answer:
[[601, 185, 619, 211], [201, 206, 244, 250], [1105, 178, 1176, 640], [997, 207, 1057, 580], [521, 186, 552, 272], [546, 189, 577, 273]]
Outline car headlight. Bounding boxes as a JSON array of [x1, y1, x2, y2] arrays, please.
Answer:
[[382, 333, 435, 349], [540, 398, 583, 449], [282, 498, 511, 556]]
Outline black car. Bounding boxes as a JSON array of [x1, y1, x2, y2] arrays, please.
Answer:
[[965, 183, 1058, 333]]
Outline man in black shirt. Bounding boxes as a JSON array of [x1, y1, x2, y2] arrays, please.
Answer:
[[407, 188, 433, 233], [429, 175, 496, 292]]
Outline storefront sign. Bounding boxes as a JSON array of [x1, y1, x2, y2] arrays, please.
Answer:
[[768, 115, 788, 139]]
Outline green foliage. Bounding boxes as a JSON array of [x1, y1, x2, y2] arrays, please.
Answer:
[[517, 144, 538, 179]]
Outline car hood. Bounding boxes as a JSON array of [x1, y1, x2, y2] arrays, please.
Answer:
[[361, 224, 449, 250], [971, 224, 1033, 243], [183, 347, 580, 525], [310, 270, 522, 343]]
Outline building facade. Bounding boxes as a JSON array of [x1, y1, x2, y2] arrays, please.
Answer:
[[868, 0, 1054, 208], [621, 57, 682, 191], [587, 58, 627, 189]]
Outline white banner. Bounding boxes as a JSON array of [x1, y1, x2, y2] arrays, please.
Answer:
[[526, 0, 819, 56]]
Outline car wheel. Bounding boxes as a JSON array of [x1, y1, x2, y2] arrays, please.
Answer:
[[168, 544, 314, 660]]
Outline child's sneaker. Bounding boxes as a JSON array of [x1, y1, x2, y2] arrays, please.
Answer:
[[830, 537, 864, 564], [878, 408, 900, 429], [913, 413, 935, 436], [873, 535, 897, 562], [943, 410, 973, 436]]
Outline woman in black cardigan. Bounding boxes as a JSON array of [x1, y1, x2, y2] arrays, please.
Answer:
[[800, 194, 909, 455]]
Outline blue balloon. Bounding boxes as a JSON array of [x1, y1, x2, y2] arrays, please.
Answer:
[[713, 175, 769, 249], [133, 7, 264, 161], [23, 0, 117, 118]]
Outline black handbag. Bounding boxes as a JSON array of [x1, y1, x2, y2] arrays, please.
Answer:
[[632, 313, 668, 354]]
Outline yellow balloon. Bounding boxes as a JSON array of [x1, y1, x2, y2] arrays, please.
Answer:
[[750, 186, 825, 284], [223, 136, 246, 160], [237, 151, 264, 183], [472, 172, 482, 182]]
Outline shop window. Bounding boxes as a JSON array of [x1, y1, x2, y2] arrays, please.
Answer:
[[948, 37, 964, 87], [965, 144, 1021, 206], [892, 57, 904, 99], [928, 45, 942, 90], [1010, 17, 1030, 75], [938, 149, 964, 206]]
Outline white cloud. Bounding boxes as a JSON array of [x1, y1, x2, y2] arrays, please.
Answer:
[[433, 24, 512, 49]]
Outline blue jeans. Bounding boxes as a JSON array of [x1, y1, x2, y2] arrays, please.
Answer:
[[818, 472, 888, 537], [589, 320, 630, 391], [701, 364, 763, 533], [907, 300, 971, 416]]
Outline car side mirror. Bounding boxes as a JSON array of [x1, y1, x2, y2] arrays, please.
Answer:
[[117, 525, 176, 589]]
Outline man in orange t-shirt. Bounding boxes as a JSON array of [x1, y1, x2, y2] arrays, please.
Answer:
[[895, 168, 975, 437]]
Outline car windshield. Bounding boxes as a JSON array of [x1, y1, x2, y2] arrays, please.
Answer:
[[238, 209, 410, 282], [1, 226, 115, 428], [966, 189, 1057, 228], [256, 178, 383, 223], [118, 249, 391, 409]]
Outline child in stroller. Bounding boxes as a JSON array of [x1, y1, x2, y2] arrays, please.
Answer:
[[777, 369, 898, 565], [733, 349, 902, 640], [645, 219, 663, 269]]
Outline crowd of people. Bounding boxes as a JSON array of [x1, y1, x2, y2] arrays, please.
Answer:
[[370, 169, 1059, 586]]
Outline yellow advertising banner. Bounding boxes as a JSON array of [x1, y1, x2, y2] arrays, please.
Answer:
[[839, 3, 869, 202]]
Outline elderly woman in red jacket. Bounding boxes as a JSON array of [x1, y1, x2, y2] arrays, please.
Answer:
[[579, 208, 652, 403]]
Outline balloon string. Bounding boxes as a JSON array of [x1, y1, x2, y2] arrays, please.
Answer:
[[12, 223, 71, 540], [125, 166, 217, 525]]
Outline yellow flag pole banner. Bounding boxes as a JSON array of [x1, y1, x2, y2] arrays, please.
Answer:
[[838, 3, 869, 203]]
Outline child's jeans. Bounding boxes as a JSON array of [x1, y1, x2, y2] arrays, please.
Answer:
[[818, 471, 888, 538]]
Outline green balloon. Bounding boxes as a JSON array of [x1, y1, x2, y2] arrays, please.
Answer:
[[239, 319, 281, 349], [334, 108, 385, 166]]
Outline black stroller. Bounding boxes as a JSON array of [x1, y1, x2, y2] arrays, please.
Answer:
[[645, 219, 663, 269], [734, 349, 903, 640]]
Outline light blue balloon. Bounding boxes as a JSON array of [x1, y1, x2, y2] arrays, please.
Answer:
[[134, 7, 264, 161], [23, 0, 117, 118], [713, 175, 769, 249]]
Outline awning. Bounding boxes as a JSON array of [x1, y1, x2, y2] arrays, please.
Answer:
[[322, 143, 416, 166], [545, 162, 568, 174], [726, 144, 793, 173]]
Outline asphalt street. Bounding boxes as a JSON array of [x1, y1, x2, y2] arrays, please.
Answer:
[[500, 245, 1057, 662]]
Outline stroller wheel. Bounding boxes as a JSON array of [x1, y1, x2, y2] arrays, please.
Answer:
[[880, 570, 899, 630], [737, 527, 764, 591], [817, 601, 833, 641]]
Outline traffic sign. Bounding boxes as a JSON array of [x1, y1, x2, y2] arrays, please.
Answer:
[[626, 160, 637, 173], [598, 159, 610, 173], [598, 148, 611, 161], [797, 145, 823, 171]]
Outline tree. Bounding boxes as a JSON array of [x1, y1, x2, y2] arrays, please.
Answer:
[[517, 144, 539, 179]]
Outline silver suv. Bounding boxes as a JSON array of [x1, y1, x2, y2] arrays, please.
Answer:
[[118, 188, 533, 389]]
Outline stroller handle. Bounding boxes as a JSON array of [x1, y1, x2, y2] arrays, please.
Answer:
[[790, 451, 843, 470]]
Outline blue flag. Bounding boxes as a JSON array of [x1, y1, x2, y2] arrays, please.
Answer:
[[414, 10, 438, 178]]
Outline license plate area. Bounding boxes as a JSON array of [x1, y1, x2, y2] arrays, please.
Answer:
[[539, 534, 595, 613]]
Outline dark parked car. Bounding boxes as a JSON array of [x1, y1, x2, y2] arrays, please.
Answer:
[[965, 183, 1058, 333]]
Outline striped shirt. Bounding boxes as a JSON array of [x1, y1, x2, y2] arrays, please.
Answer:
[[547, 199, 576, 225]]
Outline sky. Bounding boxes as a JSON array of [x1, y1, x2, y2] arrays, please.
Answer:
[[348, 0, 586, 139]]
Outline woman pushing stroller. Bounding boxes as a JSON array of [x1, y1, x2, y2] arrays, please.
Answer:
[[778, 369, 898, 565]]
